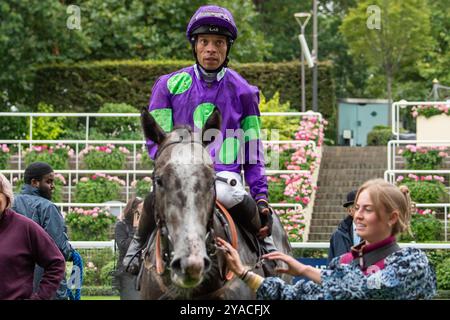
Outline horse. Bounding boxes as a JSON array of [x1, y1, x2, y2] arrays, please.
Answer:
[[138, 107, 292, 299]]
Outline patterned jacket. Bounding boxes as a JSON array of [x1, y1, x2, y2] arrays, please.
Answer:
[[257, 246, 436, 300]]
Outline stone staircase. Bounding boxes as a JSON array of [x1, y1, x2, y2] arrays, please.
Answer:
[[309, 146, 387, 241]]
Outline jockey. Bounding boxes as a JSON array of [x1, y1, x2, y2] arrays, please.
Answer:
[[124, 5, 276, 274]]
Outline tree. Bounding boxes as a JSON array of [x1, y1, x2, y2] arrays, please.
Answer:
[[340, 0, 434, 105]]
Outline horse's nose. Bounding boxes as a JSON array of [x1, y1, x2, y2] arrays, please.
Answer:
[[171, 255, 211, 279]]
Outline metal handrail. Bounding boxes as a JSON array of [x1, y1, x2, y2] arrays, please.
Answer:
[[69, 241, 450, 250], [0, 111, 323, 142]]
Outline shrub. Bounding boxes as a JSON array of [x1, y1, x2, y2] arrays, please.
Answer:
[[0, 144, 10, 169], [399, 209, 443, 242], [268, 176, 286, 203], [74, 174, 125, 203], [436, 258, 450, 290], [137, 149, 154, 170], [24, 144, 74, 170], [65, 207, 116, 241], [259, 92, 299, 140], [131, 177, 152, 198], [399, 145, 448, 170], [367, 125, 393, 146], [95, 103, 140, 139], [412, 104, 449, 118], [75, 248, 115, 288], [100, 261, 116, 286], [82, 286, 119, 296], [396, 174, 447, 203], [28, 102, 65, 140], [12, 173, 66, 202], [80, 144, 130, 170]]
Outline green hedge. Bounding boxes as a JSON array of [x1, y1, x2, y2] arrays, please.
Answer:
[[32, 59, 336, 139]]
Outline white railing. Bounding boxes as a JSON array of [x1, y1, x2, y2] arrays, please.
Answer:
[[69, 240, 450, 250], [0, 139, 316, 177], [387, 139, 450, 171], [0, 111, 323, 142], [391, 100, 450, 139]]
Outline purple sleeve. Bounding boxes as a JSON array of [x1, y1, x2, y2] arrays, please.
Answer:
[[28, 222, 65, 300], [241, 87, 268, 200], [146, 76, 172, 160]]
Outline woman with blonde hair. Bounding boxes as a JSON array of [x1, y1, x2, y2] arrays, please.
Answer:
[[217, 179, 436, 300], [0, 173, 65, 300]]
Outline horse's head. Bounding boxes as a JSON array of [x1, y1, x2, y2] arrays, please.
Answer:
[[141, 107, 222, 288]]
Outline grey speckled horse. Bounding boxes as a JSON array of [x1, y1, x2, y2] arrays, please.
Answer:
[[138, 107, 292, 299]]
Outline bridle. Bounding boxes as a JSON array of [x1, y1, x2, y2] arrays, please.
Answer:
[[151, 135, 218, 275]]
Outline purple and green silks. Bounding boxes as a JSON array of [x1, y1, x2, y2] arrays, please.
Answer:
[[146, 64, 267, 200]]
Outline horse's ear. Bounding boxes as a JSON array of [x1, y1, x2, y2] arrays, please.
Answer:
[[141, 107, 167, 145], [202, 108, 222, 146]]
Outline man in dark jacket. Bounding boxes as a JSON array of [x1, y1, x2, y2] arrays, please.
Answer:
[[12, 162, 75, 300], [327, 190, 360, 264]]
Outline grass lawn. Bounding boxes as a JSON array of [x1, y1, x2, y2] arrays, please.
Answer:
[[82, 296, 120, 300]]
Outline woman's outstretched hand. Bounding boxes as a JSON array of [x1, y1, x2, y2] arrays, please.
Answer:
[[215, 237, 245, 276], [262, 251, 307, 276]]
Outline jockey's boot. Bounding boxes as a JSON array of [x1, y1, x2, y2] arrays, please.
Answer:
[[226, 194, 261, 235], [123, 192, 157, 275]]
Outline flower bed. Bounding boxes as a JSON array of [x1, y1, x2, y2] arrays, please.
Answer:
[[412, 104, 449, 118], [65, 207, 116, 241], [399, 145, 448, 170], [24, 144, 74, 169], [396, 174, 447, 203], [275, 208, 305, 242], [0, 144, 10, 169], [265, 115, 326, 240], [74, 174, 125, 203], [131, 176, 152, 198], [80, 144, 130, 170]]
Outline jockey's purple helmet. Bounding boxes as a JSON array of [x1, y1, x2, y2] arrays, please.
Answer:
[[186, 5, 238, 43]]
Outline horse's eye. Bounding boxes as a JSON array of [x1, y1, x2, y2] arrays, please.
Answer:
[[155, 177, 163, 187]]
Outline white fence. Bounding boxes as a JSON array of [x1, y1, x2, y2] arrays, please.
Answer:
[[70, 240, 450, 251], [0, 111, 323, 142]]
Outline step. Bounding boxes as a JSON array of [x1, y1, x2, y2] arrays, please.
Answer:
[[308, 233, 332, 242], [310, 219, 343, 227], [312, 213, 347, 220], [312, 205, 346, 213], [309, 226, 338, 234]]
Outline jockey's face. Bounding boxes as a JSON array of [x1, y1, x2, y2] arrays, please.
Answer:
[[195, 34, 227, 71]]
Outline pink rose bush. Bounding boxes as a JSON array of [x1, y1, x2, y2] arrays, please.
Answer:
[[74, 173, 125, 203], [131, 176, 152, 198], [24, 143, 74, 169], [399, 145, 448, 170], [65, 207, 116, 241], [266, 116, 327, 241], [411, 104, 449, 118], [80, 144, 130, 170]]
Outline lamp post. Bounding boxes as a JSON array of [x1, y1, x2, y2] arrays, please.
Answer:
[[294, 12, 311, 112]]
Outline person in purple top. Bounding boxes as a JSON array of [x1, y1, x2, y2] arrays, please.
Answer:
[[124, 5, 275, 274], [0, 173, 65, 300]]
